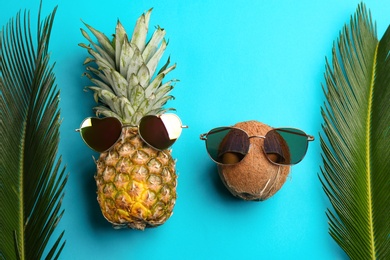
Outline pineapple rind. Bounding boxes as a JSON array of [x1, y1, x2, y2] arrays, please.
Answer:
[[95, 127, 177, 230]]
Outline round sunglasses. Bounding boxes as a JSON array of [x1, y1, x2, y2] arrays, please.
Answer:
[[76, 114, 187, 152], [200, 127, 314, 166]]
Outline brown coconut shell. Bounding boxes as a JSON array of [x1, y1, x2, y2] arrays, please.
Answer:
[[217, 121, 290, 201]]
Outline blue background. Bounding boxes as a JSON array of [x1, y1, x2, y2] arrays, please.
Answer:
[[1, 1, 389, 259]]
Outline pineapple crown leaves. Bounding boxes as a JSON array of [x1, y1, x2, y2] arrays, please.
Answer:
[[79, 9, 178, 125]]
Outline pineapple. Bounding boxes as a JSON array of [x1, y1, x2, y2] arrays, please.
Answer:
[[79, 9, 179, 230]]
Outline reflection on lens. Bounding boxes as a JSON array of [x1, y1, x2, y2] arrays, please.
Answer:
[[206, 127, 249, 164], [263, 129, 291, 164], [80, 117, 122, 152], [139, 115, 174, 150], [264, 128, 308, 165]]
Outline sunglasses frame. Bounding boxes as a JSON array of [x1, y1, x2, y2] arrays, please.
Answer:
[[200, 126, 314, 166], [76, 114, 187, 152]]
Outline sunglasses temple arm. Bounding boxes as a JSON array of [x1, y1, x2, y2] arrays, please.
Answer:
[[199, 127, 230, 140], [200, 127, 234, 139]]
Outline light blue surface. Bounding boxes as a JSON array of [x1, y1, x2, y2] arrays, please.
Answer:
[[1, 1, 389, 259]]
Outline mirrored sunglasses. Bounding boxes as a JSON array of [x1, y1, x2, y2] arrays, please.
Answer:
[[200, 127, 314, 166], [76, 114, 187, 152]]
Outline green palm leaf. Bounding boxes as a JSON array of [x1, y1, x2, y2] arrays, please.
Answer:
[[320, 3, 390, 259], [0, 3, 68, 260]]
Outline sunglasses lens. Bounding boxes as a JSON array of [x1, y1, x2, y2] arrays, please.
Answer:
[[79, 117, 122, 152], [264, 128, 309, 165], [139, 114, 182, 150], [205, 127, 250, 165]]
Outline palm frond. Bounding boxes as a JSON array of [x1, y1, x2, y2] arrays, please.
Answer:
[[0, 3, 68, 260], [320, 3, 390, 259]]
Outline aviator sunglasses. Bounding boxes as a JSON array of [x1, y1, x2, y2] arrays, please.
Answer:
[[77, 114, 187, 152], [200, 127, 314, 166]]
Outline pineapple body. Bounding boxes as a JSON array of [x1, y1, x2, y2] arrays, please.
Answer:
[[95, 127, 177, 230], [80, 9, 180, 229]]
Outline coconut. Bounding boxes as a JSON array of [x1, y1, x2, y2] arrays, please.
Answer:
[[217, 121, 290, 201]]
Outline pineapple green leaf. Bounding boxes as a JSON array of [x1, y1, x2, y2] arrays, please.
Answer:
[[81, 21, 115, 59], [93, 106, 123, 120], [89, 77, 114, 93], [0, 4, 68, 260], [89, 87, 122, 114], [129, 83, 145, 108], [88, 48, 115, 72], [157, 57, 172, 75], [153, 81, 175, 101], [80, 9, 177, 126], [319, 3, 390, 259], [144, 64, 177, 98], [128, 73, 140, 89], [137, 64, 151, 88], [119, 37, 134, 76], [115, 20, 127, 70], [86, 66, 113, 90], [144, 73, 166, 98], [145, 38, 167, 78], [79, 41, 115, 73], [80, 28, 115, 68], [110, 69, 129, 97], [131, 8, 152, 52], [149, 95, 174, 112], [125, 44, 143, 82], [117, 97, 136, 122], [142, 27, 166, 63], [149, 108, 175, 116], [82, 56, 95, 65]]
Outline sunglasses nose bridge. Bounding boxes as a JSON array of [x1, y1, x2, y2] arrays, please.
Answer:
[[247, 135, 266, 148], [245, 136, 280, 167], [248, 135, 266, 140], [239, 135, 264, 157], [248, 135, 290, 166]]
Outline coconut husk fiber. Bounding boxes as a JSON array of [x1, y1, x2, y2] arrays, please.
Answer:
[[217, 121, 290, 201]]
